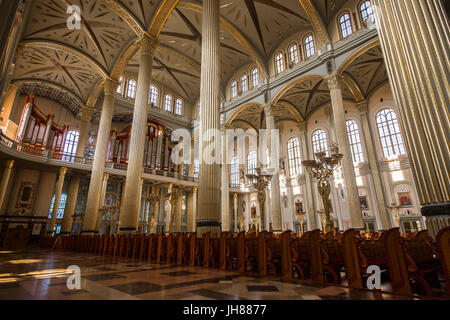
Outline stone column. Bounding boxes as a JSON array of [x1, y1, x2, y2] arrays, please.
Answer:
[[233, 193, 238, 233], [0, 160, 14, 209], [327, 74, 364, 229], [197, 0, 221, 236], [82, 78, 119, 234], [76, 106, 96, 158], [356, 100, 390, 230], [120, 34, 159, 234], [372, 0, 450, 221], [297, 122, 317, 230], [0, 84, 17, 128], [48, 167, 67, 234], [95, 173, 109, 232], [264, 104, 282, 232], [60, 175, 80, 234], [187, 187, 197, 233], [221, 124, 230, 232]]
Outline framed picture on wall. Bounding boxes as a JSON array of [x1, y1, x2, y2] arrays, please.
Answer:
[[359, 196, 369, 210], [251, 206, 257, 218], [398, 192, 412, 206]]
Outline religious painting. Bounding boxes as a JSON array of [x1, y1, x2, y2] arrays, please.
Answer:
[[295, 201, 303, 214], [359, 196, 369, 210], [398, 192, 412, 207], [15, 182, 37, 215], [251, 206, 257, 218]]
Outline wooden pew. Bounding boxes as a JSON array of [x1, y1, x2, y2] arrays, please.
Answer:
[[257, 231, 268, 276], [343, 229, 363, 289], [290, 230, 323, 283], [236, 232, 246, 273], [265, 232, 282, 276], [155, 234, 164, 263], [384, 228, 412, 295], [219, 232, 230, 270], [320, 233, 345, 284], [147, 234, 157, 262], [186, 232, 196, 266], [244, 233, 258, 273], [165, 234, 175, 264], [402, 232, 442, 296], [201, 233, 211, 268], [175, 233, 184, 265], [436, 226, 450, 297], [280, 231, 293, 280], [209, 234, 219, 268]]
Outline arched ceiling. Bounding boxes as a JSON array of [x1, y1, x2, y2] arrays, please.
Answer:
[[11, 0, 360, 117]]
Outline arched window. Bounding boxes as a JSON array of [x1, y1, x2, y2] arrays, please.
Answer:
[[312, 129, 329, 156], [164, 94, 172, 112], [275, 52, 285, 74], [149, 85, 158, 106], [304, 35, 315, 58], [247, 150, 257, 184], [376, 109, 406, 158], [63, 130, 79, 161], [127, 79, 136, 98], [360, 1, 374, 22], [48, 193, 68, 220], [175, 98, 183, 115], [117, 76, 123, 94], [251, 68, 259, 87], [193, 160, 199, 179], [339, 13, 353, 38], [287, 138, 302, 176], [346, 120, 364, 164], [288, 43, 299, 64], [230, 156, 240, 187], [231, 80, 238, 98], [241, 74, 248, 92]]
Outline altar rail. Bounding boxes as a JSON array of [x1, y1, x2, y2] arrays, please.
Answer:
[[41, 227, 450, 299]]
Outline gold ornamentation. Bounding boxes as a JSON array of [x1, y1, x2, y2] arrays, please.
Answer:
[[103, 78, 120, 96], [137, 34, 160, 55], [327, 74, 344, 90], [5, 160, 15, 169], [80, 106, 96, 121], [356, 100, 369, 115], [246, 168, 274, 232]]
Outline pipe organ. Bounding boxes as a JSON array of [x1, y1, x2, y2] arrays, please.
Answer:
[[16, 94, 68, 152], [108, 120, 176, 172]]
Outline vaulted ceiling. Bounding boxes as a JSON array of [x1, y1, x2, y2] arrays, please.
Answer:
[[12, 0, 368, 117]]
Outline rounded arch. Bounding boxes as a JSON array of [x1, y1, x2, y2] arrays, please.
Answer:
[[271, 74, 325, 105], [226, 102, 263, 125], [337, 39, 380, 75]]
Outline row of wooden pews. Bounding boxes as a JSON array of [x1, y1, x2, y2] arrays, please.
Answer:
[[40, 227, 450, 298]]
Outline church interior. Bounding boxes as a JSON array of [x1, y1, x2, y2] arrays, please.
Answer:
[[0, 0, 449, 303]]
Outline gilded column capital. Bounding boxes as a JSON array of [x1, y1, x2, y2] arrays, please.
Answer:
[[220, 123, 233, 133], [60, 167, 67, 175], [103, 78, 120, 96], [356, 100, 369, 115], [193, 186, 198, 193], [80, 106, 96, 121], [103, 173, 110, 181], [7, 83, 17, 94], [263, 103, 275, 118], [234, 193, 238, 199], [326, 74, 344, 90], [137, 34, 160, 56], [5, 160, 15, 169]]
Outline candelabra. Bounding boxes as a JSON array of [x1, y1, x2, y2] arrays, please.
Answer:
[[302, 149, 343, 233], [246, 167, 274, 232], [386, 203, 403, 228], [296, 210, 306, 234]]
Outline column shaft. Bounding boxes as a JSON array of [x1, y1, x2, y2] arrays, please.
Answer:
[[328, 75, 364, 229], [61, 175, 80, 234], [120, 34, 159, 233], [0, 84, 17, 128], [221, 126, 230, 231], [76, 107, 95, 158], [372, 0, 450, 217], [0, 160, 14, 210], [197, 0, 221, 236], [83, 78, 118, 233], [48, 167, 67, 233]]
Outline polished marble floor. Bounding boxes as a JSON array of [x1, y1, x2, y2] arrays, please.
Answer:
[[0, 248, 427, 300]]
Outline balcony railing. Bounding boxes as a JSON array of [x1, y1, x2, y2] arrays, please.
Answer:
[[0, 130, 197, 183]]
